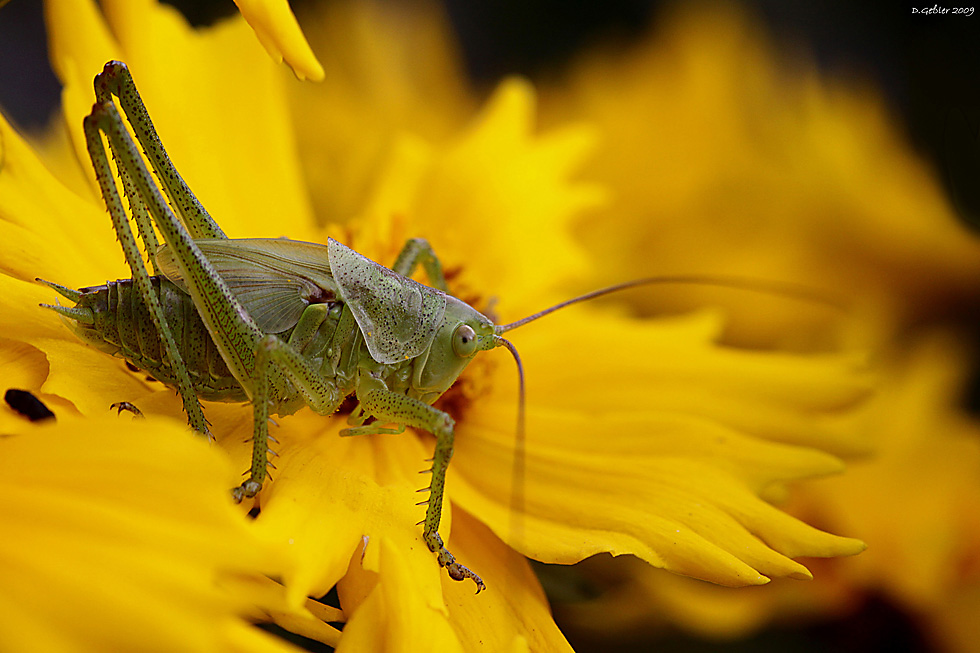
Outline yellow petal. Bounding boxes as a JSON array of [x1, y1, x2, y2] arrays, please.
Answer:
[[803, 332, 980, 608], [0, 416, 292, 652], [337, 538, 465, 653], [410, 78, 603, 310], [0, 339, 59, 432], [442, 510, 574, 652], [540, 3, 980, 346], [569, 329, 980, 645], [36, 337, 160, 418], [232, 0, 325, 81], [452, 311, 868, 586], [287, 0, 476, 223], [340, 77, 604, 313], [241, 416, 445, 608], [0, 340, 48, 395], [332, 490, 573, 652], [221, 405, 570, 648], [0, 112, 123, 285], [45, 0, 315, 240], [0, 276, 68, 347]]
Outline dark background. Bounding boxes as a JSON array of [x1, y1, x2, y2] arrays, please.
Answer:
[[1, 0, 978, 225], [0, 1, 976, 651]]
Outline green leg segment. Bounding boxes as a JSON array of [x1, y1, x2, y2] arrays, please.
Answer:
[[94, 61, 225, 240], [392, 238, 449, 292], [234, 334, 346, 501], [353, 371, 485, 592], [112, 156, 161, 275], [380, 239, 484, 589], [89, 100, 263, 390], [88, 80, 276, 500], [83, 107, 209, 437]]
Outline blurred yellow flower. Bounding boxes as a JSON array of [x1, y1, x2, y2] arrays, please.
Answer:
[[539, 3, 980, 351], [557, 330, 980, 652], [287, 0, 478, 224], [0, 0, 878, 649], [531, 3, 980, 650]]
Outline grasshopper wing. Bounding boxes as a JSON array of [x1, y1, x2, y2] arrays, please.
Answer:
[[327, 238, 447, 364], [158, 238, 340, 334]]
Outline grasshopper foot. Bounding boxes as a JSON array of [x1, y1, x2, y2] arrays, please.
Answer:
[[447, 560, 486, 594], [426, 531, 486, 593], [111, 401, 144, 418], [231, 479, 263, 503]]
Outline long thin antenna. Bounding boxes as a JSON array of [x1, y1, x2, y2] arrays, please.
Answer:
[[495, 275, 845, 334], [494, 336, 526, 547]]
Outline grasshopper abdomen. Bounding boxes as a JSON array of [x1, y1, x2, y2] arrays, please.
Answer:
[[53, 277, 248, 402]]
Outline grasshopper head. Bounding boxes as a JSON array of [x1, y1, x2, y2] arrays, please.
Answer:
[[412, 295, 498, 403]]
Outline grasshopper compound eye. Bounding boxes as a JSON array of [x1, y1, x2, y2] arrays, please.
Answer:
[[452, 324, 478, 358]]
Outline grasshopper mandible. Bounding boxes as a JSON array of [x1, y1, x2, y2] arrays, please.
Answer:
[[39, 61, 833, 592]]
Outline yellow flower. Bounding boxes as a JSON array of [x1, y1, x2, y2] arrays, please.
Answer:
[[287, 0, 478, 224], [0, 0, 873, 649], [530, 3, 980, 650], [540, 3, 980, 350], [0, 411, 298, 651], [559, 331, 980, 651], [799, 332, 980, 652]]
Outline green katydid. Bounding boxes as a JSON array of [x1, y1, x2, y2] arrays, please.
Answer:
[[38, 61, 838, 593]]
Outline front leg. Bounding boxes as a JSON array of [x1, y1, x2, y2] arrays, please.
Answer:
[[233, 334, 347, 502], [355, 373, 485, 592]]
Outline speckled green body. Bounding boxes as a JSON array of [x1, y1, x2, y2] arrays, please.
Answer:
[[67, 277, 247, 402], [60, 269, 485, 416]]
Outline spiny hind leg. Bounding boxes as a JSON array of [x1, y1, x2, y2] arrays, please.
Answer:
[[354, 372, 485, 592], [232, 334, 346, 502], [92, 88, 265, 392], [93, 61, 224, 240], [95, 84, 315, 501], [84, 103, 209, 437], [340, 422, 406, 437]]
